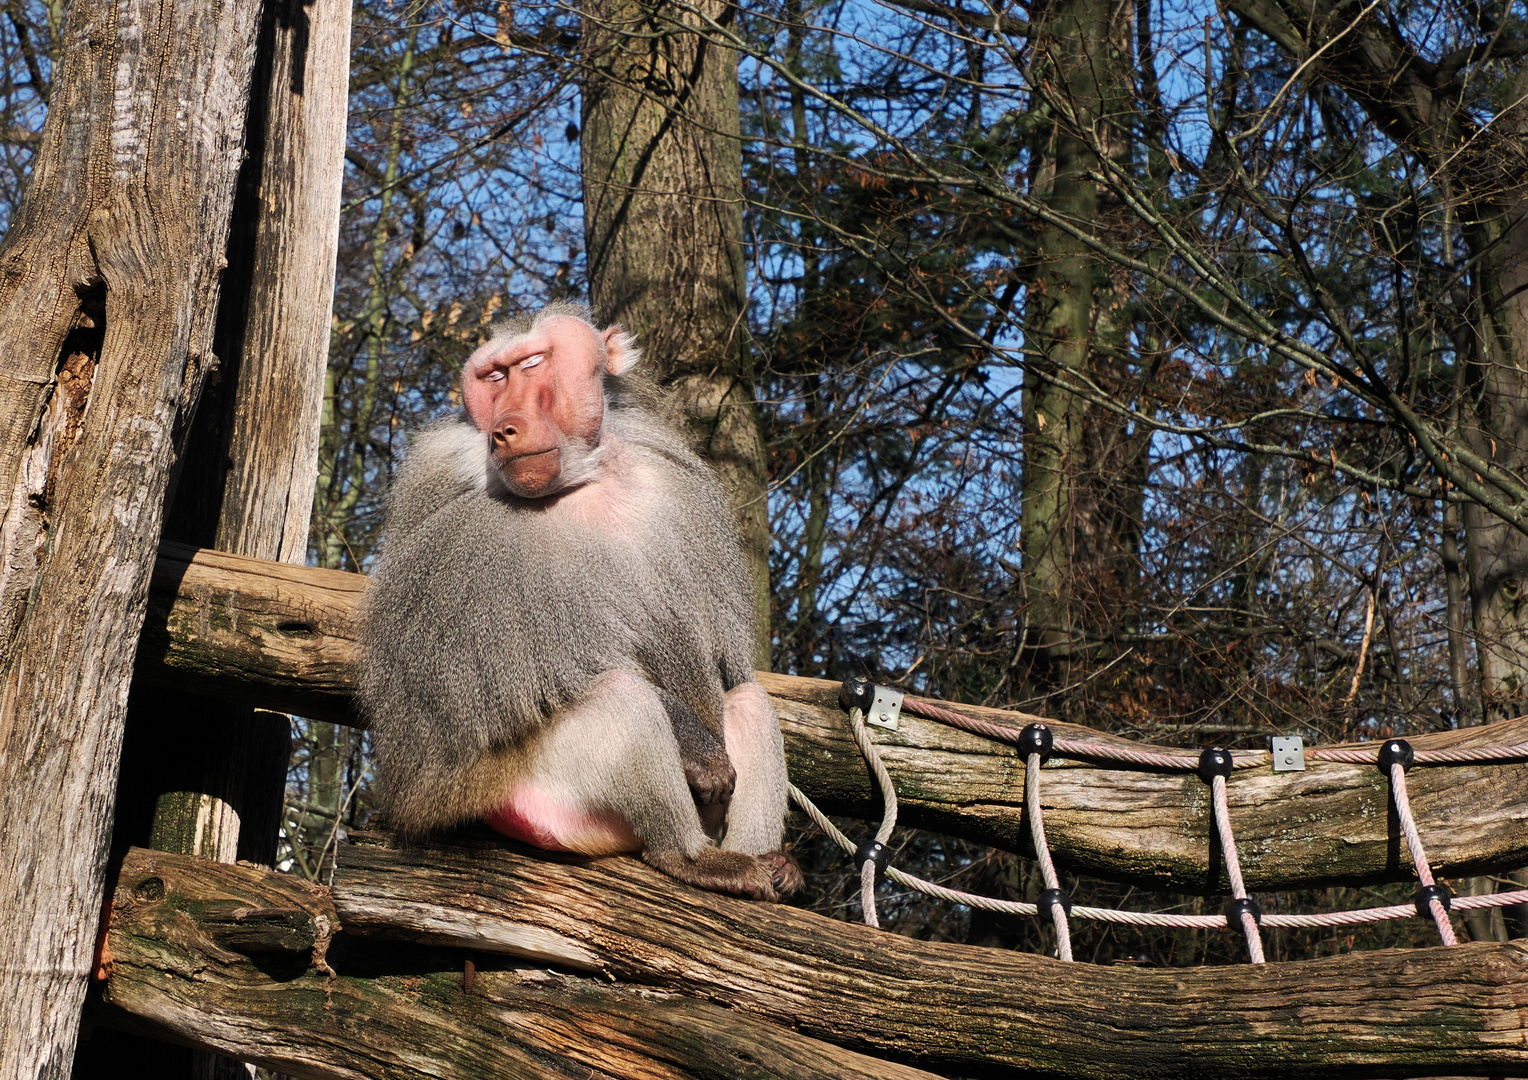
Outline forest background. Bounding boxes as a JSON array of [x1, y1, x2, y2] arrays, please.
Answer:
[[0, 0, 1524, 965]]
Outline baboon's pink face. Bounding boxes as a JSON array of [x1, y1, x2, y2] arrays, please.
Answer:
[[461, 317, 628, 498]]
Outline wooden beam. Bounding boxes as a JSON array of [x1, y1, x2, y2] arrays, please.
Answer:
[[137, 542, 1528, 890], [137, 541, 365, 722], [123, 0, 353, 865], [324, 829, 1528, 1080], [93, 846, 942, 1080]]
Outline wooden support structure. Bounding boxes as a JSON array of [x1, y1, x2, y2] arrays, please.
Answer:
[[134, 541, 1528, 892], [68, 539, 1528, 1076], [0, 0, 265, 1068], [91, 838, 1528, 1079], [90, 846, 941, 1079], [0, 0, 1519, 1071]]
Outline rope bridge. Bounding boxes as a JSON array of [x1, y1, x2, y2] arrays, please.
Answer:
[[790, 681, 1528, 963]]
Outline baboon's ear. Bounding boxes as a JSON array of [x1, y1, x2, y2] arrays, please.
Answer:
[[602, 325, 641, 375]]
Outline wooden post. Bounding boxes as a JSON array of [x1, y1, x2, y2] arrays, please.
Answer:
[[109, 0, 351, 877], [0, 0, 265, 1071], [73, 0, 351, 1070]]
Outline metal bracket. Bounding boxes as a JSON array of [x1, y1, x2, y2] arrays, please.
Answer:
[[866, 685, 903, 731], [1271, 735, 1305, 772]]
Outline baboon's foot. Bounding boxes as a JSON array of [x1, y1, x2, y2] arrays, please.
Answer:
[[683, 750, 736, 806], [644, 846, 780, 901], [760, 850, 803, 897]]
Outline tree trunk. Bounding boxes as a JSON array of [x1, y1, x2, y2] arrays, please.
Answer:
[[1019, 0, 1147, 704], [91, 841, 1528, 1079], [91, 847, 940, 1080], [99, 836, 1528, 1080], [335, 831, 1528, 1078], [580, 0, 771, 664], [1225, 0, 1528, 716], [1225, 0, 1528, 947], [1459, 76, 1528, 938], [0, 0, 263, 1071], [1460, 83, 1528, 729], [129, 544, 1528, 892]]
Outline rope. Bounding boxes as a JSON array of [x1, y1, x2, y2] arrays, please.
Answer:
[[1388, 760, 1458, 945], [801, 686, 1526, 959], [1025, 750, 1073, 961], [1311, 742, 1528, 765], [847, 706, 899, 929], [902, 697, 1266, 768], [899, 696, 1528, 770], [790, 783, 1528, 931], [1210, 773, 1265, 963]]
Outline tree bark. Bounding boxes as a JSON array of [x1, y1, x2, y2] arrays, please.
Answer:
[[112, 0, 350, 873], [1460, 76, 1528, 737], [580, 0, 770, 664], [84, 2, 350, 1073], [91, 847, 941, 1080], [131, 544, 1528, 892], [1018, 0, 1148, 700], [0, 0, 263, 1072], [326, 830, 1528, 1080]]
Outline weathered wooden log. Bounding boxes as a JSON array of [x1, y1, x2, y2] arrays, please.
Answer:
[[137, 541, 365, 722], [771, 677, 1528, 890], [136, 543, 1528, 890], [92, 847, 941, 1080], [324, 829, 1528, 1080], [126, 0, 352, 864], [0, 0, 265, 1067], [88, 11, 351, 1071]]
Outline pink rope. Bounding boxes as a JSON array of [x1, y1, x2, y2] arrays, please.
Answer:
[[902, 698, 1263, 768], [1308, 742, 1528, 765], [1265, 889, 1528, 928], [900, 696, 1528, 770], [1055, 736, 1261, 770], [790, 786, 1528, 933], [1388, 761, 1457, 946], [1210, 773, 1265, 963], [1410, 741, 1528, 764], [848, 707, 900, 930], [860, 861, 879, 930], [1303, 746, 1388, 764], [799, 692, 1528, 958], [1025, 752, 1073, 961]]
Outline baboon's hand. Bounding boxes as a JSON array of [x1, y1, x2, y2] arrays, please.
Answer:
[[684, 750, 737, 805]]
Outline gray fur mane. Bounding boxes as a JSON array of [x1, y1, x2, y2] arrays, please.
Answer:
[[356, 381, 757, 829]]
